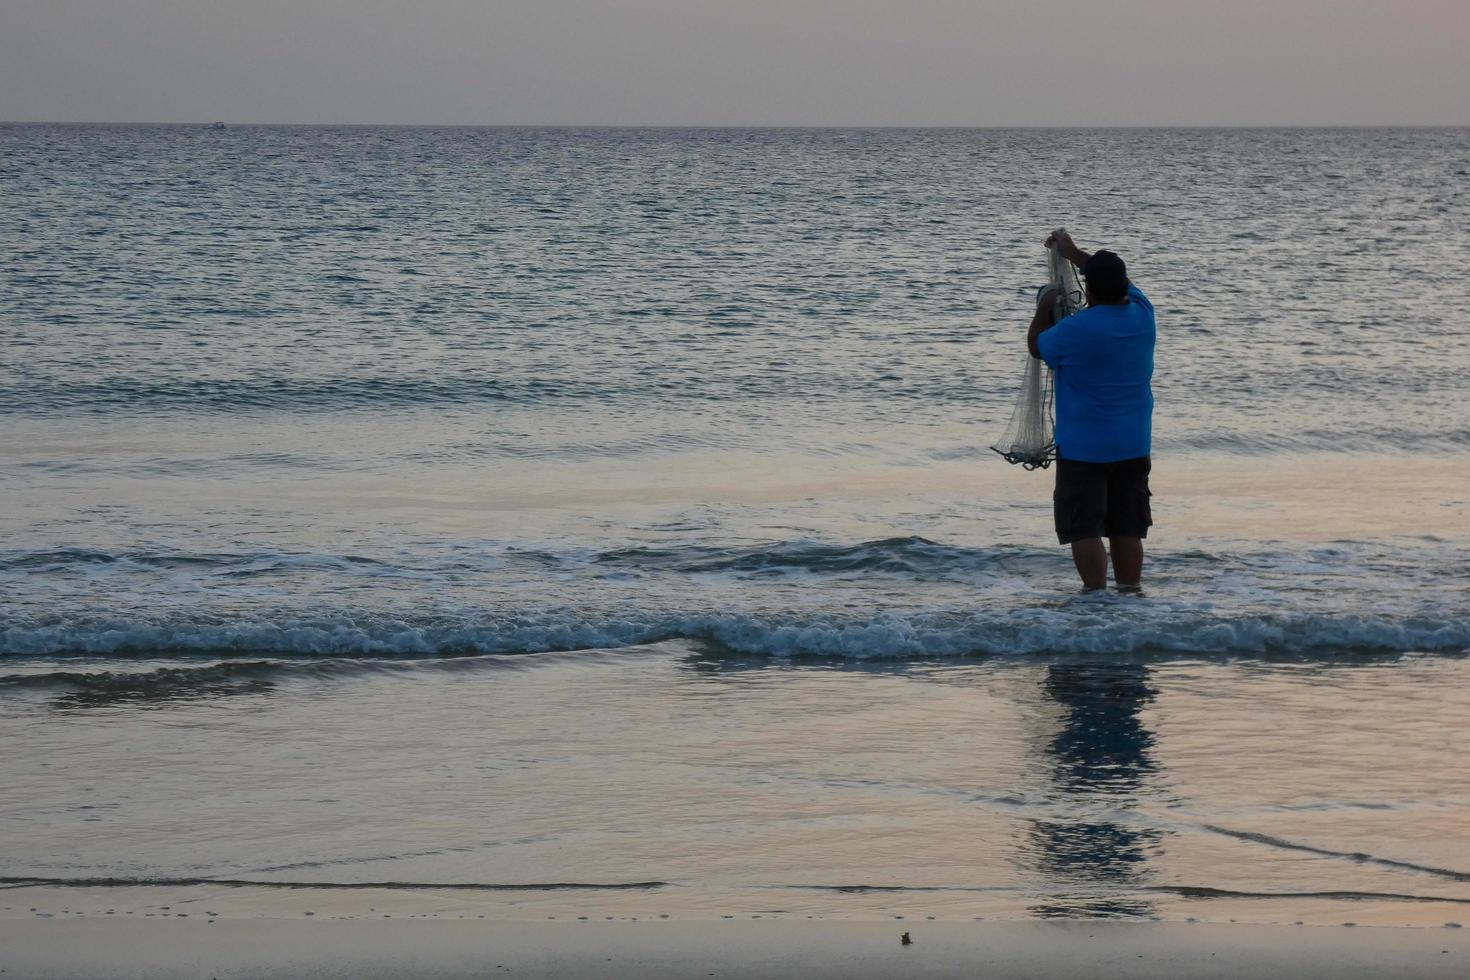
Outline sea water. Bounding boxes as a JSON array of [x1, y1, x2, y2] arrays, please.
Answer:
[[2, 125, 1468, 925]]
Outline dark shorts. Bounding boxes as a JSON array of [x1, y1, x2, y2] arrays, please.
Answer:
[[1053, 455, 1153, 545]]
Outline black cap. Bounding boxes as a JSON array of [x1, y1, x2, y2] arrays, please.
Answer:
[[1082, 250, 1129, 299]]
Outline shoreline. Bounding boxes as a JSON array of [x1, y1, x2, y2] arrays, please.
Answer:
[[5, 880, 1467, 931], [2, 918, 1466, 979]]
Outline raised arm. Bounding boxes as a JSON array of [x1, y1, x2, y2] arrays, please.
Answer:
[[1027, 286, 1060, 360]]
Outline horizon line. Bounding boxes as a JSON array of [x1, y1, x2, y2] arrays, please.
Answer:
[[4, 120, 1469, 130]]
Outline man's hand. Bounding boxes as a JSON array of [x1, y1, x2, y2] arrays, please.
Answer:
[[1037, 285, 1061, 312], [1045, 229, 1091, 268]]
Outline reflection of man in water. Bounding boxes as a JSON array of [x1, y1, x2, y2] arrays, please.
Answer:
[[1029, 663, 1159, 918], [1027, 230, 1156, 591]]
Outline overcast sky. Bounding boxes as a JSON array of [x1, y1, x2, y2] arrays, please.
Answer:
[[2, 0, 1467, 126]]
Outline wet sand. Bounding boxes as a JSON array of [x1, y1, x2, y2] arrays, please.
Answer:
[[3, 917, 1467, 979]]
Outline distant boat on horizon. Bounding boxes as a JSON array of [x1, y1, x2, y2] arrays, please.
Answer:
[[208, 121, 226, 130]]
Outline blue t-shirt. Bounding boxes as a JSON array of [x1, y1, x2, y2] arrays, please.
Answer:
[[1036, 284, 1155, 463]]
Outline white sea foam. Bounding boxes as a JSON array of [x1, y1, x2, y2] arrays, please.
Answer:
[[3, 605, 1466, 661]]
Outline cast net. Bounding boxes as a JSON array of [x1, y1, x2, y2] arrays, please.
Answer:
[[989, 230, 1086, 470]]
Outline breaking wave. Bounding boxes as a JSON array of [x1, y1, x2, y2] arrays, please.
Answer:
[[3, 606, 1466, 663]]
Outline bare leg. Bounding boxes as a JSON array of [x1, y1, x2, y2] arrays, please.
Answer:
[[1109, 536, 1143, 587], [1070, 538, 1108, 590]]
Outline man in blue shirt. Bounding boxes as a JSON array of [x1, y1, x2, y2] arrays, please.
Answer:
[[1026, 231, 1155, 591]]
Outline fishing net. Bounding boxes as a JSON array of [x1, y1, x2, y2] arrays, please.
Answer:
[[990, 231, 1087, 470]]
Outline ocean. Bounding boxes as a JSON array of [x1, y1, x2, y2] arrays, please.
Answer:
[[2, 124, 1468, 926]]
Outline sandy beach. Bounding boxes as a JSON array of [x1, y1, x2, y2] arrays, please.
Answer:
[[3, 917, 1467, 979]]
